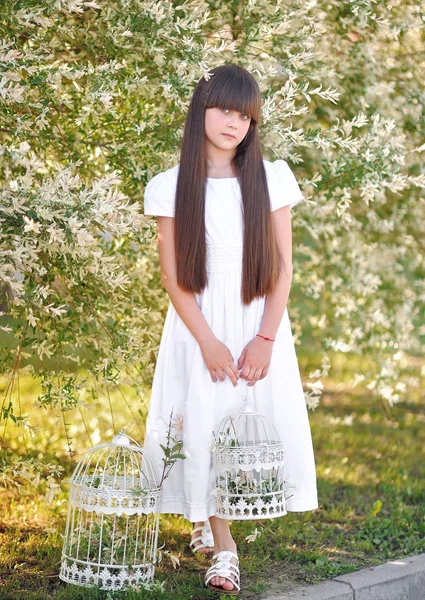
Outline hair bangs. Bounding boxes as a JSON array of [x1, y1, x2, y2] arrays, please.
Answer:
[[204, 66, 261, 123]]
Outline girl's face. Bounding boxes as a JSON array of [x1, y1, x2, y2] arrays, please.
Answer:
[[204, 107, 251, 150]]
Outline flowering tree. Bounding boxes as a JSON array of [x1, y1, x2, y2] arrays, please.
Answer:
[[0, 0, 424, 491]]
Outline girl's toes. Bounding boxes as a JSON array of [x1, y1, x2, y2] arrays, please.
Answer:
[[222, 577, 234, 590]]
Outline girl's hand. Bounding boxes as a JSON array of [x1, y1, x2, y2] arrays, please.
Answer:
[[199, 336, 240, 387], [237, 337, 274, 386]]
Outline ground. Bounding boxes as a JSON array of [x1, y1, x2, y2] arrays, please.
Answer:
[[1, 379, 424, 599]]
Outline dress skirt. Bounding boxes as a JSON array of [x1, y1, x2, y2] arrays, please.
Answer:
[[142, 242, 319, 522]]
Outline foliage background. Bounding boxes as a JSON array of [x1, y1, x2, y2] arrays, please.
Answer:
[[0, 0, 424, 515]]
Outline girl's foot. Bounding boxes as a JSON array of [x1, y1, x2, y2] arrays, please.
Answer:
[[208, 541, 238, 592], [190, 520, 214, 555]]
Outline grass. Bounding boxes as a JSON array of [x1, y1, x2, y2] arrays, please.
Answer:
[[1, 374, 425, 599]]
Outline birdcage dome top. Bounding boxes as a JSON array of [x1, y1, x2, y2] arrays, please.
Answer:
[[214, 401, 282, 448], [70, 429, 161, 496]]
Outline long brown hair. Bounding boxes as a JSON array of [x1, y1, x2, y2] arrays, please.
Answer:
[[174, 63, 283, 306]]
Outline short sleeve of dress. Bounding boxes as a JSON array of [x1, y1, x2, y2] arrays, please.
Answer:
[[143, 169, 176, 217], [269, 159, 305, 211]]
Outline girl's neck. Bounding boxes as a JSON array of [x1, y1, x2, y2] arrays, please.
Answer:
[[205, 141, 236, 178], [205, 157, 236, 179]]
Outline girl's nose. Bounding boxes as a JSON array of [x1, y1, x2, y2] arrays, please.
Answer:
[[227, 113, 237, 128]]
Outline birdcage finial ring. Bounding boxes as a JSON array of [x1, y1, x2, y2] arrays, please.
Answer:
[[112, 428, 141, 447], [235, 388, 248, 403]]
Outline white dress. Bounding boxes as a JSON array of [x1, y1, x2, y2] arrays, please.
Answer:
[[143, 159, 318, 522]]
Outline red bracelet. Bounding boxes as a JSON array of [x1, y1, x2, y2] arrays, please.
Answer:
[[256, 334, 275, 342]]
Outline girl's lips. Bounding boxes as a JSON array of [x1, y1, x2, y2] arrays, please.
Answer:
[[222, 133, 236, 139]]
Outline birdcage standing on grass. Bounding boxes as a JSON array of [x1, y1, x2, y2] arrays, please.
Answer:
[[59, 429, 162, 591], [211, 394, 287, 520]]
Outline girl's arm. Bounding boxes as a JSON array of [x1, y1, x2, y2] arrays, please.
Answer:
[[156, 216, 215, 346], [156, 217, 240, 386], [258, 205, 294, 339]]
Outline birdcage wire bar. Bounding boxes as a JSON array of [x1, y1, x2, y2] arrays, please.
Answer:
[[212, 393, 288, 520], [59, 430, 162, 591]]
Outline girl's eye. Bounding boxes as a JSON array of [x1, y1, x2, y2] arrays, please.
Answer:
[[221, 108, 249, 120]]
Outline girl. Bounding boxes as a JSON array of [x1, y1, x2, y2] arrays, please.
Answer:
[[143, 63, 318, 595]]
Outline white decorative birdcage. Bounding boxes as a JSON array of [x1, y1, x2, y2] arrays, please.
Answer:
[[59, 429, 162, 591], [211, 394, 287, 520]]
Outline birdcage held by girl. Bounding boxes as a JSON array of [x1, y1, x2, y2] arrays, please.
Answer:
[[59, 429, 162, 591], [211, 393, 288, 520]]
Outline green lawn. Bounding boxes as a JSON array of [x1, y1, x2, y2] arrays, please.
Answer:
[[1, 377, 425, 599]]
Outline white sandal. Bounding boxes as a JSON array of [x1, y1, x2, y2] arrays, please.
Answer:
[[189, 520, 215, 555], [205, 550, 240, 595]]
